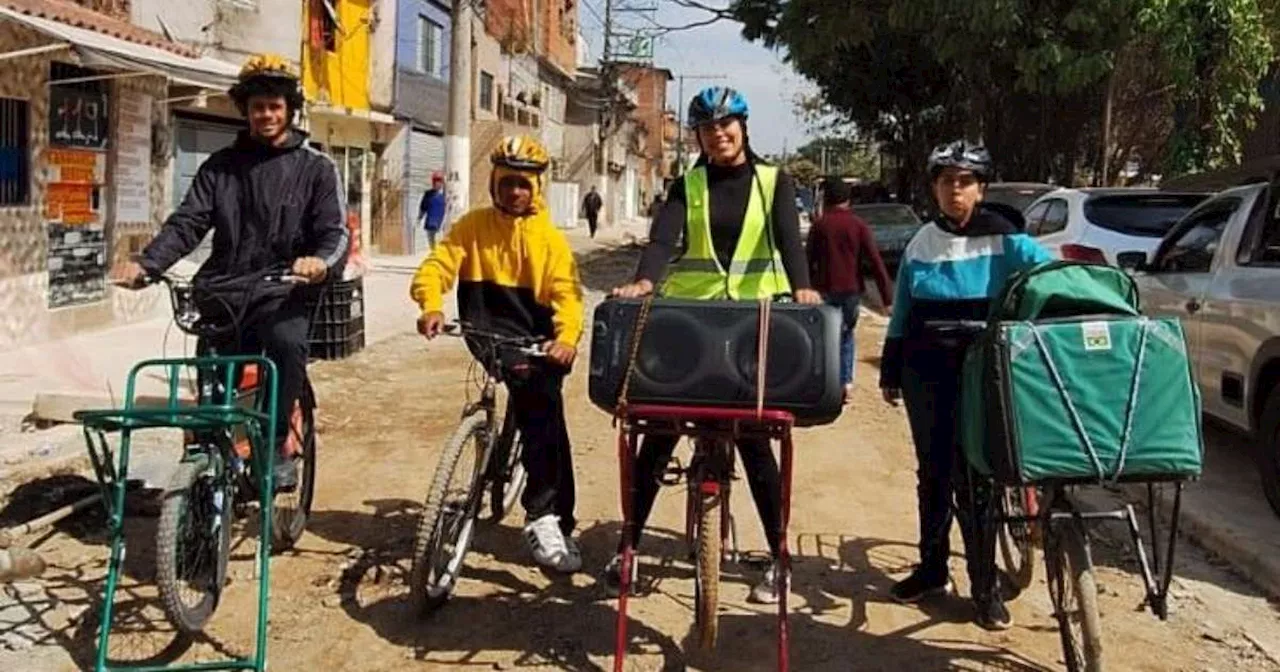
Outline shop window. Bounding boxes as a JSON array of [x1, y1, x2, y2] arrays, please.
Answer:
[[479, 71, 494, 111], [48, 63, 108, 151], [0, 98, 30, 206]]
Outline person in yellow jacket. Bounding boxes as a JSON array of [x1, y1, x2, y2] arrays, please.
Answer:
[[410, 136, 586, 573]]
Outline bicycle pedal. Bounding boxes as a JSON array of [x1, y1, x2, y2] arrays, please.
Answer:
[[658, 462, 685, 486]]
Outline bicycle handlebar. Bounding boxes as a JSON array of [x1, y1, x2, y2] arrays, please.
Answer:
[[442, 322, 546, 357], [920, 319, 988, 333]]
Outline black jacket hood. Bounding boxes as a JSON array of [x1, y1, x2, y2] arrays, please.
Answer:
[[936, 201, 1026, 237]]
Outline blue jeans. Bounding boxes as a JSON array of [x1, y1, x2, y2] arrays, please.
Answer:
[[824, 292, 861, 386]]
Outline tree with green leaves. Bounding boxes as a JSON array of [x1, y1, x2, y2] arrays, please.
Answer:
[[731, 0, 1274, 190]]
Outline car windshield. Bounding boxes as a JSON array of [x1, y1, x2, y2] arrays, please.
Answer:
[[852, 205, 921, 228], [984, 186, 1055, 213], [1084, 193, 1210, 238]]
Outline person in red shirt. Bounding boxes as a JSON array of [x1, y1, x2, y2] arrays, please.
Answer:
[[806, 177, 893, 401]]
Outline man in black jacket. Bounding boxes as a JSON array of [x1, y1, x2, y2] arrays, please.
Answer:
[[110, 54, 349, 490]]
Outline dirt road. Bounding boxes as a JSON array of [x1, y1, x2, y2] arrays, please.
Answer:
[[4, 234, 1280, 671]]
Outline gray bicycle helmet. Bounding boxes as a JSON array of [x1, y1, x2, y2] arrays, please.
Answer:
[[927, 140, 992, 181]]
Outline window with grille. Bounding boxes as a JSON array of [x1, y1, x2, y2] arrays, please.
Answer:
[[418, 16, 442, 77], [0, 98, 30, 206], [479, 71, 494, 111]]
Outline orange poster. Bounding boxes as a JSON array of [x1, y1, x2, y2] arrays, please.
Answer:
[[45, 182, 96, 224]]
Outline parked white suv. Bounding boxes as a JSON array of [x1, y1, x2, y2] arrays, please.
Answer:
[[1117, 182, 1280, 514], [1024, 188, 1209, 264]]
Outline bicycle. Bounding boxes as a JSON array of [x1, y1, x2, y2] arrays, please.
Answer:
[[925, 319, 1185, 672], [614, 405, 797, 671], [74, 270, 319, 672], [408, 322, 541, 614]]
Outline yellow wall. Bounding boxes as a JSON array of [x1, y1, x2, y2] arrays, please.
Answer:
[[302, 0, 372, 111]]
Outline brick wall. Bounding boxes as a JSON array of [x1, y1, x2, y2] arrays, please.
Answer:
[[0, 21, 172, 349]]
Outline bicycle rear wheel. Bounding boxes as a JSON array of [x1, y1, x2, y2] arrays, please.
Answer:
[[155, 456, 232, 633], [694, 487, 722, 650], [1045, 517, 1104, 672], [488, 402, 526, 523], [999, 486, 1038, 597], [409, 411, 491, 615], [272, 397, 316, 552]]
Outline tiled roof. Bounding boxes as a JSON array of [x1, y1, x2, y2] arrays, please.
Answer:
[[1, 0, 198, 58]]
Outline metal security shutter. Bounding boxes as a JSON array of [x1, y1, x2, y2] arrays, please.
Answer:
[[407, 128, 446, 250], [173, 116, 238, 264]]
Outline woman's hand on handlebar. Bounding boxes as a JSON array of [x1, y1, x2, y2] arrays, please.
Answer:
[[881, 387, 902, 407], [794, 288, 822, 305], [417, 311, 445, 339], [612, 278, 653, 298], [108, 261, 149, 290], [291, 256, 328, 284]]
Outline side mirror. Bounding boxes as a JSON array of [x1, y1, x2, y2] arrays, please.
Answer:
[[1116, 251, 1148, 273]]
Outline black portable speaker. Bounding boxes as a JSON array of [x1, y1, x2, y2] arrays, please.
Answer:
[[588, 298, 844, 426]]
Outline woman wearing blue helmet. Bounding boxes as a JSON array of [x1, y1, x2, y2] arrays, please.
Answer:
[[607, 86, 820, 603]]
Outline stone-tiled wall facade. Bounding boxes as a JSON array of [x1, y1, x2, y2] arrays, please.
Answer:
[[0, 21, 173, 349]]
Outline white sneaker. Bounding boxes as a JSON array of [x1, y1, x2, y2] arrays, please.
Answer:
[[523, 515, 581, 573], [748, 560, 788, 605]]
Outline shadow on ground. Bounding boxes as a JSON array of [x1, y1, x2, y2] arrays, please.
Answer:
[[303, 492, 1052, 671], [577, 244, 643, 295]]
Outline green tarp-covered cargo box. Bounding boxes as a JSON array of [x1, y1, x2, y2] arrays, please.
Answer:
[[961, 262, 1204, 485]]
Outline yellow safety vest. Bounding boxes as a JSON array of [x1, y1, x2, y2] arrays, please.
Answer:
[[663, 164, 791, 300]]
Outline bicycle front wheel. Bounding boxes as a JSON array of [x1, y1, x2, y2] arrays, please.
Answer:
[[155, 456, 232, 633], [409, 411, 491, 615], [1046, 517, 1104, 672], [694, 488, 722, 650]]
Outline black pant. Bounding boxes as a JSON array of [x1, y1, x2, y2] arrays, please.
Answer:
[[508, 371, 576, 535], [623, 434, 783, 557], [207, 296, 310, 452], [901, 347, 997, 599], [586, 213, 599, 238]]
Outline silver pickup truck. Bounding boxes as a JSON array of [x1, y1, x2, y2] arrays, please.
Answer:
[[1118, 182, 1280, 514]]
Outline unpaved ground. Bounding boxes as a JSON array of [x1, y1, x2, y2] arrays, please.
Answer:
[[4, 234, 1280, 671]]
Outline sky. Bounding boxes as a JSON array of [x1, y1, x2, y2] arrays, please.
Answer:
[[576, 0, 816, 156]]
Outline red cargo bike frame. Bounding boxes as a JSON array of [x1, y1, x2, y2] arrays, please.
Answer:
[[613, 404, 796, 672]]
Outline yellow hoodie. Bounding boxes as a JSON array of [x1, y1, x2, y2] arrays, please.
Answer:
[[409, 194, 584, 348]]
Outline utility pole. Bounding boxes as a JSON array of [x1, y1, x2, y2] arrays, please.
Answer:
[[599, 0, 614, 223], [444, 0, 473, 226], [674, 73, 726, 174]]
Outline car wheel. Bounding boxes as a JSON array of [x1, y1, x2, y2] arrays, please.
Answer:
[[1259, 386, 1280, 517]]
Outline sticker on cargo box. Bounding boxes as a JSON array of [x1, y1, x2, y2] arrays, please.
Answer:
[[1081, 321, 1112, 351]]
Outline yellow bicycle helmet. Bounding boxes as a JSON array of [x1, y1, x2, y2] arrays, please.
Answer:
[[491, 135, 550, 173], [238, 53, 300, 82], [230, 53, 304, 115]]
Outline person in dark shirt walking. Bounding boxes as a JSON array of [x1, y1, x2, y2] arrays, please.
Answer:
[[582, 186, 603, 238], [418, 172, 447, 250], [806, 177, 893, 401]]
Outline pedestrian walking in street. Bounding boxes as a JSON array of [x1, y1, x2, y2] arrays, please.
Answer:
[[582, 185, 603, 238], [418, 172, 447, 250], [806, 176, 893, 402], [412, 135, 586, 574]]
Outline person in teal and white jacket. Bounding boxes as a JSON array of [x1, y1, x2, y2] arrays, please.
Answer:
[[879, 140, 1053, 630]]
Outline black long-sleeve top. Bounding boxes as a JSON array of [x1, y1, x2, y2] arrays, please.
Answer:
[[635, 161, 812, 290]]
